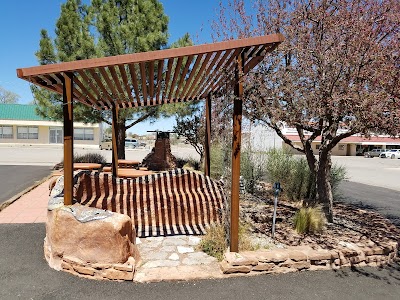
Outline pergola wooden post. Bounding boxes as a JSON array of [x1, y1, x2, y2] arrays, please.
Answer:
[[111, 104, 119, 177], [62, 72, 74, 206], [204, 93, 212, 177], [230, 53, 245, 252]]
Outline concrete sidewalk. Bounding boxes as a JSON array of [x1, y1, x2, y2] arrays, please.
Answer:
[[0, 179, 49, 224]]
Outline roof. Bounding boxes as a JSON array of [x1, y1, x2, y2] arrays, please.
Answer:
[[16, 34, 284, 111], [0, 104, 49, 121], [285, 134, 400, 144]]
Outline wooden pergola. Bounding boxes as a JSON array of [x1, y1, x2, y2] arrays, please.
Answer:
[[17, 34, 284, 252]]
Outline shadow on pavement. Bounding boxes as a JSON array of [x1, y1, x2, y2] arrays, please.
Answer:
[[337, 181, 400, 229], [1, 223, 400, 300]]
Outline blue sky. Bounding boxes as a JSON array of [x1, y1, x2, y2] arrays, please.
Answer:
[[0, 0, 225, 134]]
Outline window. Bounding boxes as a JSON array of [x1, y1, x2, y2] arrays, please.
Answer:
[[338, 144, 345, 151], [17, 126, 38, 139], [74, 128, 94, 141], [316, 144, 321, 150], [0, 126, 13, 139]]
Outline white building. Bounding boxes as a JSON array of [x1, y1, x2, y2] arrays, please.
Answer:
[[247, 124, 400, 156], [0, 104, 101, 146]]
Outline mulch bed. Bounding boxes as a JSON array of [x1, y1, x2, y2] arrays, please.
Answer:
[[239, 192, 400, 251]]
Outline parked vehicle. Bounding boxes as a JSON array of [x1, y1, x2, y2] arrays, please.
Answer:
[[99, 139, 112, 150], [363, 149, 384, 158], [125, 138, 139, 149], [379, 149, 400, 159]]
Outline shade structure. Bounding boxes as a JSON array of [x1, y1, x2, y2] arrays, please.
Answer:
[[17, 34, 284, 110], [17, 33, 284, 253]]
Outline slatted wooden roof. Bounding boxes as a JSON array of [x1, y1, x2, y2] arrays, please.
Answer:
[[17, 34, 284, 110]]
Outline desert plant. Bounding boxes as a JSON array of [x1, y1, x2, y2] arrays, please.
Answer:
[[73, 153, 107, 165], [240, 149, 268, 194], [210, 142, 231, 180], [265, 148, 295, 185], [175, 157, 201, 171], [198, 221, 257, 261], [330, 164, 347, 196], [293, 206, 326, 234], [55, 152, 107, 169], [198, 224, 227, 261], [265, 149, 346, 201]]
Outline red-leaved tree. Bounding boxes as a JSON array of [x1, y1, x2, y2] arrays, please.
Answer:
[[212, 0, 400, 221]]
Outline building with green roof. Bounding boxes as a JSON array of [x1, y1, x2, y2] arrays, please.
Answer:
[[0, 104, 101, 146]]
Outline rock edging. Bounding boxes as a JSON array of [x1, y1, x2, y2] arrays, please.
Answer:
[[51, 252, 136, 281], [220, 241, 398, 274]]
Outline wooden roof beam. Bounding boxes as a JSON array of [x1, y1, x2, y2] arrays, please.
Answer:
[[17, 34, 284, 78]]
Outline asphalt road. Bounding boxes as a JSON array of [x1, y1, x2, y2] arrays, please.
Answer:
[[0, 149, 399, 298], [0, 223, 399, 300], [338, 181, 400, 227], [0, 165, 52, 204]]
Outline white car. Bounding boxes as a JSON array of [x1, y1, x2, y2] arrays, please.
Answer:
[[379, 149, 400, 159], [125, 138, 139, 149]]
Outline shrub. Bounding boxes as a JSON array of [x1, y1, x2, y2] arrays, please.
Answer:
[[240, 149, 268, 194], [293, 206, 326, 234], [175, 157, 201, 170], [73, 153, 107, 165], [265, 148, 347, 201], [55, 152, 107, 169], [210, 142, 231, 180], [330, 164, 347, 196]]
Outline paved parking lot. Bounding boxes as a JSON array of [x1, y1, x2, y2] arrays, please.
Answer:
[[0, 145, 398, 191], [332, 156, 400, 191], [0, 144, 199, 167]]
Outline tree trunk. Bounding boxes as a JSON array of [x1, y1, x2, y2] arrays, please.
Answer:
[[117, 121, 126, 159], [316, 149, 334, 222], [303, 141, 317, 200]]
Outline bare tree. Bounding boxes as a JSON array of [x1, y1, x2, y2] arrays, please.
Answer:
[[0, 86, 20, 104], [212, 0, 400, 221], [174, 113, 205, 163]]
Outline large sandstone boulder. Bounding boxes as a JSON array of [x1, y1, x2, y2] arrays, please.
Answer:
[[45, 204, 136, 270]]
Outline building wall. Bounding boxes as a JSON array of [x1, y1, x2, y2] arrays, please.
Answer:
[[247, 124, 397, 156], [0, 120, 100, 145], [289, 141, 357, 156], [249, 126, 282, 151]]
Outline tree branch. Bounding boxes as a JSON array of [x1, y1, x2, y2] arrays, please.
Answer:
[[124, 111, 155, 131], [100, 116, 111, 126], [267, 122, 305, 153], [327, 129, 358, 151]]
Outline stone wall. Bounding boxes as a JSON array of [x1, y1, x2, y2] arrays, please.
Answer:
[[220, 242, 398, 274]]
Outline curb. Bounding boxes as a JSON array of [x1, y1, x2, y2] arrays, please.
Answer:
[[0, 174, 52, 212]]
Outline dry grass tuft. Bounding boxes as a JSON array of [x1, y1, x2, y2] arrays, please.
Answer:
[[293, 206, 326, 234]]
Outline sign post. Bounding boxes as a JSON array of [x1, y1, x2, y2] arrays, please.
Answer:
[[272, 182, 282, 239]]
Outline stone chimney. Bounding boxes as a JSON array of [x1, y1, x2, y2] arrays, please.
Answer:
[[142, 132, 177, 171]]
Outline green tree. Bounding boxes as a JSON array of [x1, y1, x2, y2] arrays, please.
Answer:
[[0, 86, 20, 104], [32, 0, 194, 159], [32, 0, 101, 123]]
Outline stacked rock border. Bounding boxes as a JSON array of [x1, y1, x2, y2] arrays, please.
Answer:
[[220, 241, 399, 274], [44, 246, 136, 281]]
